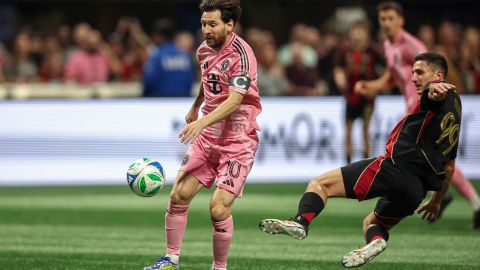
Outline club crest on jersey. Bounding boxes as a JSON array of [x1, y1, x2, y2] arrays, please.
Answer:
[[182, 154, 190, 166], [220, 59, 230, 73]]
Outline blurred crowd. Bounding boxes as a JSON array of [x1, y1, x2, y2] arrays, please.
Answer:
[[1, 15, 480, 96]]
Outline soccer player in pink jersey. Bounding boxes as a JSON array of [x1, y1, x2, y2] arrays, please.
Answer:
[[355, 1, 480, 229], [143, 1, 261, 270]]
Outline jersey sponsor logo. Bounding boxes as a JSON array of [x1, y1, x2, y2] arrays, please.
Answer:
[[229, 75, 250, 90], [206, 73, 222, 94], [220, 59, 230, 73]]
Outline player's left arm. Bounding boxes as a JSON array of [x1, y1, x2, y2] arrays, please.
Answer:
[[417, 159, 455, 222]]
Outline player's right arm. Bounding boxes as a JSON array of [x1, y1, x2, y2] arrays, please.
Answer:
[[185, 84, 204, 124], [354, 70, 394, 97]]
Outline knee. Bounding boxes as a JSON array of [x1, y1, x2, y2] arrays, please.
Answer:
[[307, 177, 336, 198], [170, 189, 192, 205], [307, 178, 326, 193], [210, 202, 231, 221]]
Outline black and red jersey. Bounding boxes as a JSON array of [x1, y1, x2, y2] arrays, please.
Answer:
[[335, 46, 381, 106], [383, 85, 462, 190]]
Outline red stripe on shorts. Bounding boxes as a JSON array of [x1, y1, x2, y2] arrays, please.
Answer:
[[353, 156, 385, 201]]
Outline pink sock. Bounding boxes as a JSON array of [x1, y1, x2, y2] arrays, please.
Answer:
[[212, 216, 234, 269], [451, 166, 476, 200], [165, 203, 189, 255]]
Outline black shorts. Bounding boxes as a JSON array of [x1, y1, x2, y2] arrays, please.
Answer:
[[346, 103, 373, 120], [341, 157, 427, 219]]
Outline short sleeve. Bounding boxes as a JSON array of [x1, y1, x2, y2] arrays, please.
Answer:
[[228, 51, 252, 95]]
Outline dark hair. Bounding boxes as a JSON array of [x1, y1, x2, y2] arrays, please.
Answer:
[[377, 1, 404, 16], [152, 18, 175, 40], [199, 0, 242, 25], [415, 52, 449, 78]]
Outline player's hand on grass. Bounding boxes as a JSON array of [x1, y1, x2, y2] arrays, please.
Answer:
[[428, 82, 454, 101], [179, 119, 207, 144], [185, 106, 199, 124], [417, 200, 441, 222]]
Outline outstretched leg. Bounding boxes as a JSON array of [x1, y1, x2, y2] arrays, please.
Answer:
[[342, 211, 400, 268], [259, 168, 346, 239], [342, 157, 426, 268]]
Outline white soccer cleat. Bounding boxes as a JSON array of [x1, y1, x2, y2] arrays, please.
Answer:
[[341, 238, 387, 268], [258, 218, 308, 240]]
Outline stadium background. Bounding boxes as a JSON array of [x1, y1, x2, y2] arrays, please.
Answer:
[[1, 0, 480, 269]]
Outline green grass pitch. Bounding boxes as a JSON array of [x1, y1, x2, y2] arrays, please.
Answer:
[[1, 182, 479, 270]]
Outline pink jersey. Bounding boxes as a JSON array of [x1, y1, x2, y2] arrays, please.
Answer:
[[197, 33, 262, 138], [65, 50, 110, 85], [384, 29, 427, 112]]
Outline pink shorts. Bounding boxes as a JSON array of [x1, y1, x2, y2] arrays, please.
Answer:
[[179, 130, 259, 197]]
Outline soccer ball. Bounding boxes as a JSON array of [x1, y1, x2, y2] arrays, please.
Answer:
[[127, 158, 165, 197]]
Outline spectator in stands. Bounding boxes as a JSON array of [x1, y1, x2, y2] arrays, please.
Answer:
[[257, 41, 288, 96], [64, 30, 118, 84], [57, 25, 72, 53], [244, 27, 286, 96], [435, 21, 466, 93], [107, 17, 149, 82], [39, 50, 64, 83], [334, 20, 382, 164], [65, 22, 91, 60], [285, 41, 320, 96], [417, 24, 436, 50], [459, 26, 480, 93], [316, 29, 340, 95], [278, 23, 318, 68], [5, 31, 37, 83], [142, 18, 195, 97], [29, 33, 45, 68], [120, 38, 148, 82]]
